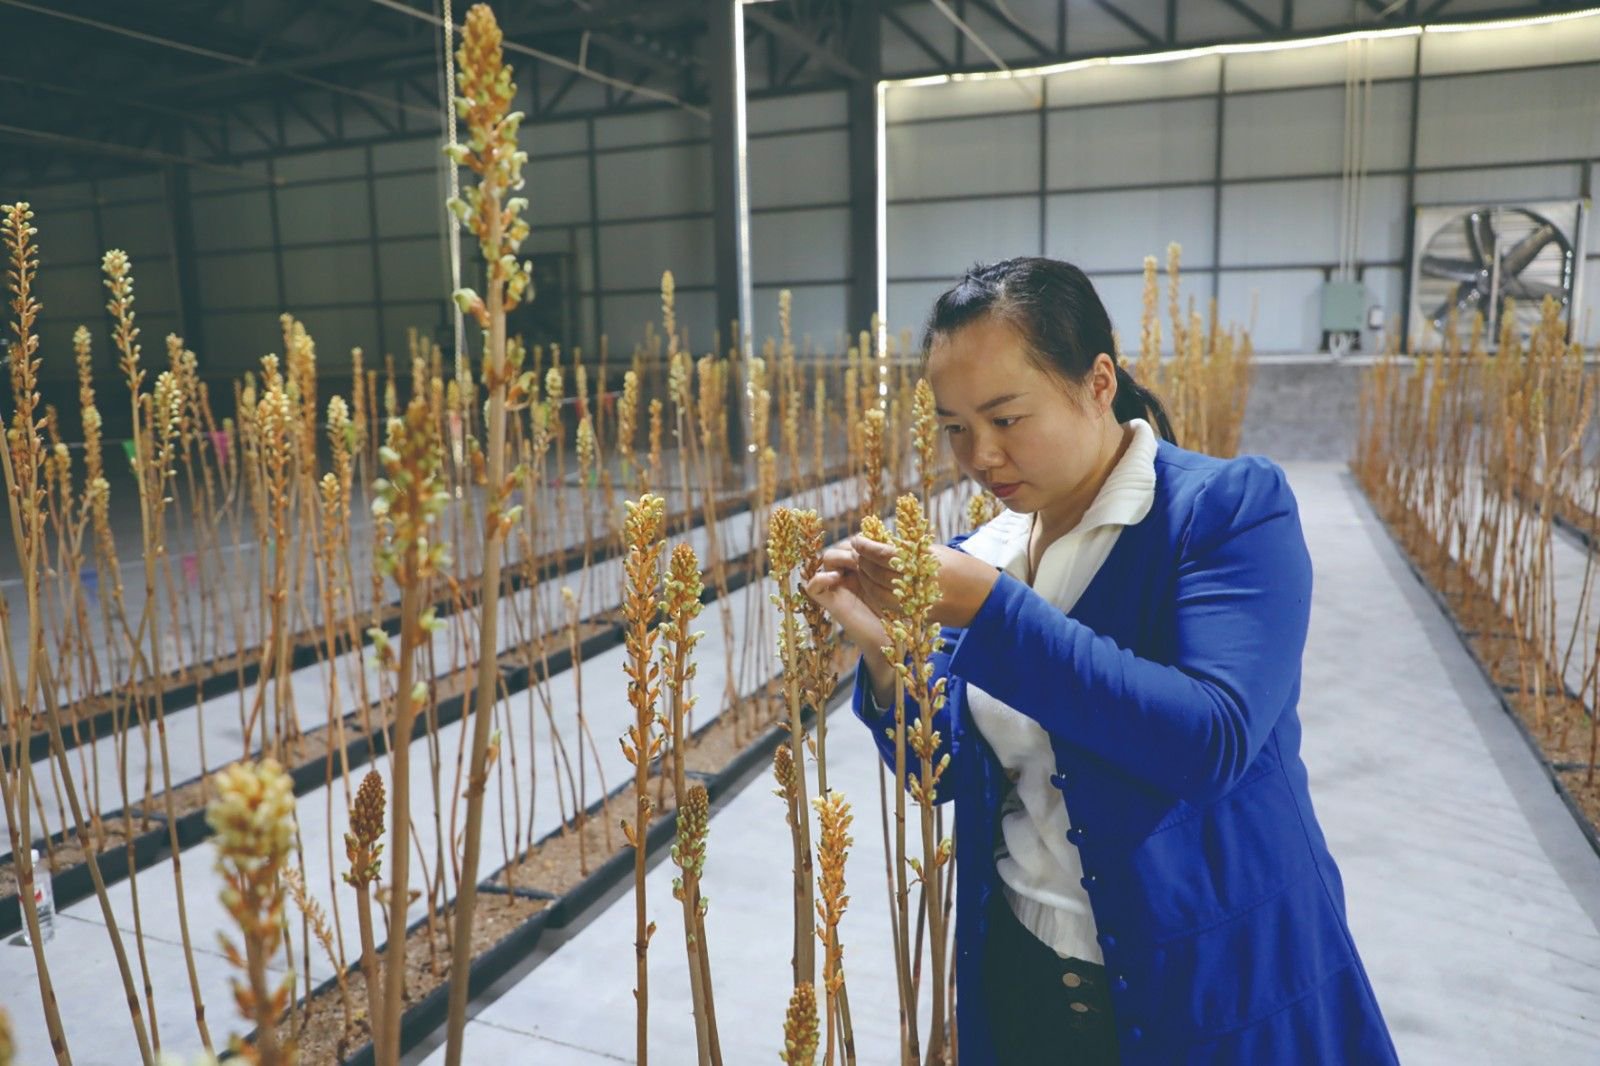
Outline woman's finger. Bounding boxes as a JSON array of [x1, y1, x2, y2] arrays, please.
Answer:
[[819, 546, 859, 573]]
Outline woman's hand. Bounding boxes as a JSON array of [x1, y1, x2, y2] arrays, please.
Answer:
[[803, 541, 892, 659], [806, 534, 1004, 634]]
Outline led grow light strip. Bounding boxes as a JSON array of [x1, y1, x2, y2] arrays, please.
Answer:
[[879, 6, 1600, 89]]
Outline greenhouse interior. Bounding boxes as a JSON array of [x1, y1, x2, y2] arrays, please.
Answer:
[[2, 1, 1600, 1064]]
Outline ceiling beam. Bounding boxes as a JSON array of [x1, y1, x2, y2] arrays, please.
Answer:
[[743, 5, 863, 81]]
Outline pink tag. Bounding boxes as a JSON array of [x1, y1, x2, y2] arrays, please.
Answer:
[[209, 429, 230, 466]]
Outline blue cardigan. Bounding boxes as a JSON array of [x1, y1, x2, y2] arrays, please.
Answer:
[[851, 438, 1399, 1065]]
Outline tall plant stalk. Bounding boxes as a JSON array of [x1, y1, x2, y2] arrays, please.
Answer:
[[440, 7, 536, 1062], [620, 493, 667, 1065]]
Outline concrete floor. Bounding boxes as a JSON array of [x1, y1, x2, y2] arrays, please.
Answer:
[[403, 461, 1600, 1066]]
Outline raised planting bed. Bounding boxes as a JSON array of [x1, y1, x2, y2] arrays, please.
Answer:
[[1354, 469, 1600, 858]]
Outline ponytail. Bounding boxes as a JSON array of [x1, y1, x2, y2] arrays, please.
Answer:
[[1113, 363, 1177, 445]]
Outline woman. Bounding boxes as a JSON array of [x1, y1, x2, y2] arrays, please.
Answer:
[[804, 258, 1397, 1065]]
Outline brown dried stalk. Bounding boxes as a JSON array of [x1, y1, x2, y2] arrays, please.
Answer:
[[344, 770, 386, 1044], [441, 7, 536, 1061], [886, 495, 952, 1063], [812, 791, 854, 1066], [770, 507, 818, 986], [370, 396, 449, 1066], [620, 493, 667, 1066]]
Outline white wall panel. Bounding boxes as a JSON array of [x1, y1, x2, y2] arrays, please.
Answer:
[[597, 217, 714, 290], [1416, 67, 1600, 167], [749, 207, 850, 285], [885, 78, 1042, 123], [283, 245, 375, 308], [1044, 55, 1221, 106], [380, 302, 446, 358], [1223, 35, 1416, 93], [748, 129, 849, 209], [275, 147, 365, 183], [1420, 16, 1600, 76], [39, 265, 107, 321], [749, 91, 847, 133], [293, 308, 378, 367], [201, 311, 284, 371], [888, 280, 954, 338], [887, 114, 1040, 199], [888, 197, 1039, 281], [1046, 186, 1215, 270], [9, 181, 90, 208], [372, 174, 447, 239], [1412, 164, 1583, 205], [198, 251, 276, 311], [592, 109, 705, 150], [96, 174, 163, 202], [1223, 82, 1411, 179], [594, 144, 711, 220], [99, 201, 171, 259], [134, 259, 179, 324], [377, 237, 448, 302], [750, 284, 849, 350], [1220, 176, 1406, 266], [1362, 265, 1406, 351], [193, 191, 275, 250], [1217, 269, 1325, 352], [275, 180, 371, 244], [527, 156, 592, 225], [523, 119, 589, 158], [1047, 97, 1216, 188], [1093, 273, 1146, 354], [32, 207, 99, 265], [602, 290, 715, 352], [189, 163, 270, 194]]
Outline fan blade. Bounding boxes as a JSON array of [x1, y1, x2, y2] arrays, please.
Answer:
[[1419, 255, 1482, 284], [1499, 223, 1562, 277], [1501, 277, 1568, 302], [1466, 212, 1495, 268], [1428, 281, 1481, 326]]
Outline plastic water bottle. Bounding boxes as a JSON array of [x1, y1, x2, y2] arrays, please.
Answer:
[[21, 848, 55, 945]]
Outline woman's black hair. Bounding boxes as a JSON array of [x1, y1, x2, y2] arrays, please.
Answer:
[[921, 257, 1177, 444]]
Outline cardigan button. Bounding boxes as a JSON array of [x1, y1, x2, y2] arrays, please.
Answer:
[[1065, 827, 1085, 846], [1079, 874, 1097, 890], [1049, 771, 1068, 789], [1113, 976, 1128, 993], [1128, 1026, 1143, 1042], [1098, 933, 1116, 949]]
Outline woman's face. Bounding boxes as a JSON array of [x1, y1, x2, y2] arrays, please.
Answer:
[[925, 314, 1118, 523]]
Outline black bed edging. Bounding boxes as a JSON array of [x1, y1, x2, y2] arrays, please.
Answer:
[[322, 675, 848, 1065], [0, 619, 626, 938], [4, 467, 845, 771], [1354, 477, 1600, 862], [4, 472, 932, 935]]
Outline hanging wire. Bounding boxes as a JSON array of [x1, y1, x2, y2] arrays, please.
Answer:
[[438, 0, 467, 386]]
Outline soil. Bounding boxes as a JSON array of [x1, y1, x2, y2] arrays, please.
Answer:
[[278, 658, 858, 1062], [274, 893, 551, 1065], [1364, 484, 1600, 836], [0, 619, 615, 905], [1557, 768, 1600, 834]]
